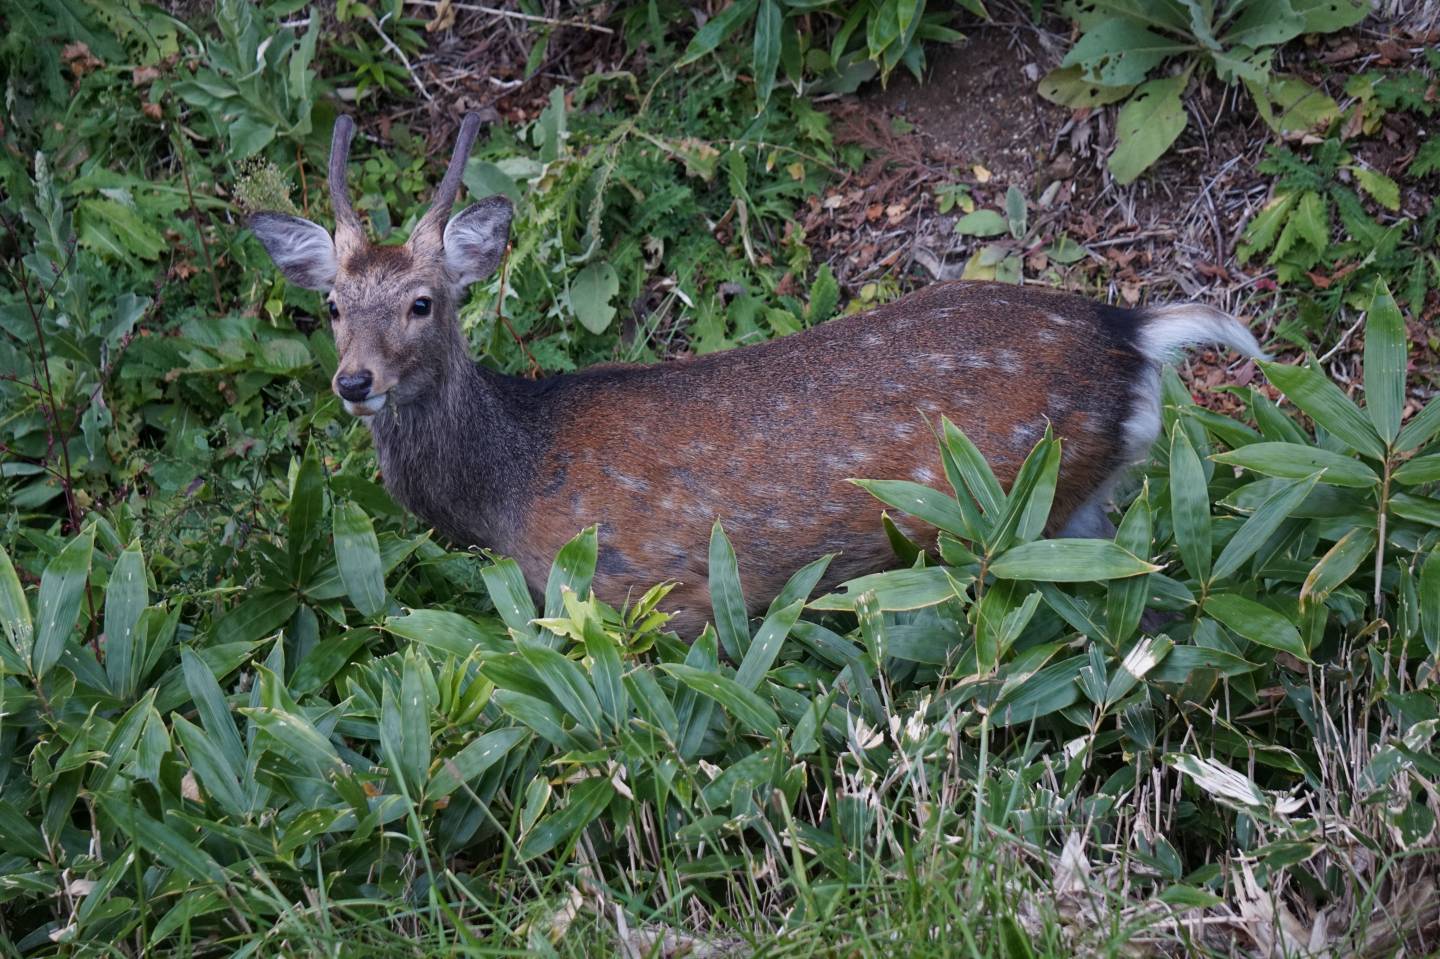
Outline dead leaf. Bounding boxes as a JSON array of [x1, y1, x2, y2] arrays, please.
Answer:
[[62, 42, 103, 78], [132, 65, 161, 86], [972, 163, 992, 183], [427, 0, 457, 32], [181, 770, 202, 802]]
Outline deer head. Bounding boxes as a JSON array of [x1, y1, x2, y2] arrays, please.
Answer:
[[249, 114, 513, 417]]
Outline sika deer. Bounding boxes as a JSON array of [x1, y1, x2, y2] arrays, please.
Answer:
[[249, 115, 1265, 636]]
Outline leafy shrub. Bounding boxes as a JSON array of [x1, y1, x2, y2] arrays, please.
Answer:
[[1040, 0, 1369, 182]]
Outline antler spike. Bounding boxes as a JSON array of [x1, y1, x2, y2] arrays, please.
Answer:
[[413, 112, 484, 244], [329, 115, 365, 252]]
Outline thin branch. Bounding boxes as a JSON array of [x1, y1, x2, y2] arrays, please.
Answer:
[[373, 14, 432, 101], [407, 0, 615, 33]]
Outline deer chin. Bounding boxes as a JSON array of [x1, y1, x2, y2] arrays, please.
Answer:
[[343, 393, 388, 417]]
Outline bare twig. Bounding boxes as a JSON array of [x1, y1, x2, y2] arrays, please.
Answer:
[[407, 0, 615, 34], [372, 14, 432, 101]]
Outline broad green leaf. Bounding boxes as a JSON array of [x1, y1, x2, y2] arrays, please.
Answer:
[[427, 727, 529, 801], [990, 539, 1159, 581], [1421, 550, 1439, 656], [570, 260, 619, 334], [385, 609, 508, 657], [577, 603, 626, 724], [942, 418, 1004, 518], [953, 209, 1008, 237], [333, 501, 386, 617], [32, 527, 95, 678], [517, 639, 604, 736], [679, 0, 758, 65], [291, 629, 371, 695], [1212, 473, 1322, 581], [77, 198, 166, 260], [1104, 635, 1173, 705], [1363, 279, 1406, 444], [1169, 429, 1212, 583], [811, 566, 965, 612], [1061, 19, 1192, 87], [1250, 76, 1340, 137], [520, 778, 616, 861], [1393, 453, 1440, 486], [481, 558, 539, 641], [1293, 0, 1367, 30], [97, 798, 226, 884], [1212, 443, 1379, 488], [987, 432, 1059, 553], [1037, 66, 1134, 107], [752, 0, 781, 105], [0, 544, 32, 662], [244, 705, 343, 771], [662, 663, 780, 738], [180, 648, 245, 771], [993, 655, 1084, 726], [544, 526, 597, 619], [1396, 397, 1440, 453], [104, 544, 147, 698], [1353, 166, 1401, 211], [851, 479, 971, 537], [735, 599, 804, 691], [1205, 597, 1309, 660], [1109, 75, 1189, 184], [708, 522, 750, 662], [1259, 361, 1385, 460], [1301, 527, 1377, 607], [1148, 643, 1258, 682], [288, 443, 325, 577], [1390, 492, 1440, 527], [172, 716, 248, 817], [399, 650, 432, 794], [213, 590, 299, 646], [768, 554, 833, 617], [1005, 185, 1027, 238], [1107, 485, 1152, 642]]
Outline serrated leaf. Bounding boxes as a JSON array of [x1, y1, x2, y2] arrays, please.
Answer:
[[1353, 166, 1401, 211]]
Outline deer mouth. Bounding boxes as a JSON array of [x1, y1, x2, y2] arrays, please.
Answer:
[[343, 393, 388, 417]]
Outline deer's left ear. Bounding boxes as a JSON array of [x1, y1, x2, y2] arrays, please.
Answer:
[[249, 212, 338, 290], [442, 196, 512, 288]]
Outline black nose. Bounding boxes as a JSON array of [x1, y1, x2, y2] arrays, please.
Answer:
[[335, 370, 374, 402]]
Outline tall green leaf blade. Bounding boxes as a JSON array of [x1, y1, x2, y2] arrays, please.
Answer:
[[517, 639, 604, 736], [679, 0, 758, 64], [0, 544, 33, 664], [1301, 527, 1377, 607], [32, 527, 95, 678], [734, 598, 804, 691], [288, 442, 325, 578], [1204, 597, 1309, 661], [708, 522, 750, 662], [399, 649, 432, 796], [1420, 549, 1440, 657], [942, 418, 1004, 518], [333, 501, 386, 617], [1363, 279, 1406, 445], [1212, 473, 1322, 581], [851, 479, 972, 537], [427, 727, 529, 801], [481, 558, 539, 642], [1107, 484, 1153, 642], [172, 716, 248, 817], [97, 798, 226, 885], [752, 0, 782, 105], [544, 526, 597, 620], [663, 663, 780, 738], [1396, 397, 1440, 453], [990, 540, 1159, 581], [1259, 360, 1385, 460], [1212, 443, 1378, 488], [104, 544, 147, 698], [1169, 428, 1212, 584], [385, 609, 508, 657], [520, 778, 616, 861], [767, 554, 832, 617], [181, 648, 245, 771]]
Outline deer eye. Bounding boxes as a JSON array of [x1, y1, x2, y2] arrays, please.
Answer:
[[411, 297, 432, 318], [327, 300, 339, 319]]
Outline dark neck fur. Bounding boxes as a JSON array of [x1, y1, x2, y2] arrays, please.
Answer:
[[368, 350, 540, 552]]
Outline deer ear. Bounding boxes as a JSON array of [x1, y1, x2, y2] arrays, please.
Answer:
[[249, 212, 338, 290], [442, 196, 512, 287]]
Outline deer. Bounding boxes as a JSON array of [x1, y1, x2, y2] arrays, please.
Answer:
[[249, 114, 1266, 637]]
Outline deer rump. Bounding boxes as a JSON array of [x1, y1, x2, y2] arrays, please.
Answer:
[[447, 282, 1263, 638]]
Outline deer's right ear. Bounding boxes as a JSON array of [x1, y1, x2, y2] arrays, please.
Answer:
[[249, 212, 339, 290]]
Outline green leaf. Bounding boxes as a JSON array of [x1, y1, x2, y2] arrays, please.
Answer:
[[0, 544, 30, 664], [398, 649, 432, 794], [679, 0, 758, 65], [1301, 527, 1377, 606], [1109, 75, 1189, 184], [953, 209, 1009, 237], [570, 260, 619, 334], [1420, 550, 1440, 657], [481, 558, 539, 641], [520, 778, 616, 861], [735, 599, 804, 691], [1394, 453, 1440, 486], [172, 716, 248, 817], [427, 727, 529, 801], [97, 798, 226, 885], [229, 116, 277, 158], [1205, 597, 1309, 661], [288, 443, 325, 578], [1107, 485, 1153, 642], [1363, 279, 1406, 445], [942, 418, 1004, 518], [1353, 166, 1401, 211], [1250, 76, 1340, 137], [752, 0, 782, 105], [990, 539, 1160, 581], [1005, 185, 1027, 238], [662, 663, 780, 738], [333, 502, 386, 617], [810, 566, 965, 612], [180, 647, 245, 771], [1212, 473, 1321, 581], [708, 522, 750, 662], [851, 479, 972, 537], [544, 526, 597, 619], [32, 527, 95, 678], [1292, 0, 1367, 31], [1061, 19, 1192, 87], [77, 198, 166, 260], [1169, 428, 1212, 584], [1390, 492, 1440, 527], [1397, 398, 1440, 453], [1037, 66, 1134, 107], [384, 609, 508, 657], [1259, 360, 1385, 460], [104, 545, 147, 698], [1212, 443, 1379, 488], [517, 639, 604, 736]]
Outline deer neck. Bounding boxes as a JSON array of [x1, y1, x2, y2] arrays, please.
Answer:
[[367, 348, 534, 552]]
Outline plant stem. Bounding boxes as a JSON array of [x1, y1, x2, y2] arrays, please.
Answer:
[[173, 129, 225, 315]]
